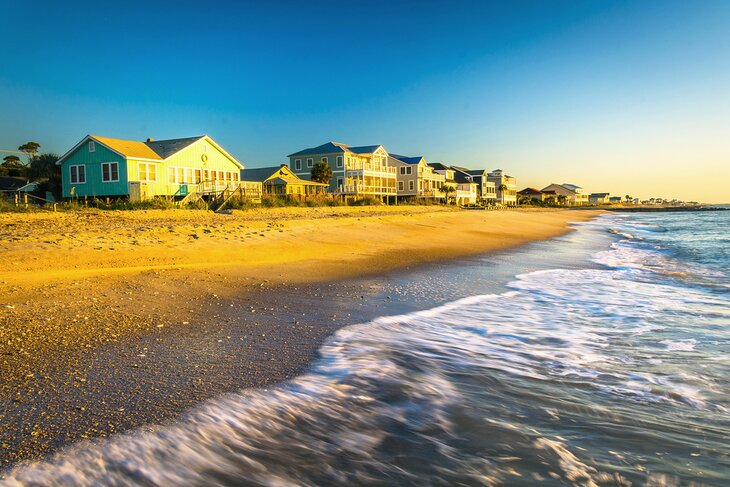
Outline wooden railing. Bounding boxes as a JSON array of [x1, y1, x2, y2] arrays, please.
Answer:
[[336, 184, 397, 195]]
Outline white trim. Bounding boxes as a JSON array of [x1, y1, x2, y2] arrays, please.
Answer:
[[306, 157, 313, 168], [101, 161, 119, 182], [88, 141, 95, 153], [69, 164, 86, 184]]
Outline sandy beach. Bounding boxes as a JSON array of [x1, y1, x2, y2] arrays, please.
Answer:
[[0, 206, 600, 468]]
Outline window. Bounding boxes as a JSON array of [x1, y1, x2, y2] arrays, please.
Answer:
[[89, 141, 95, 153], [409, 180, 414, 191], [232, 172, 239, 181], [203, 169, 210, 181], [194, 169, 202, 184], [101, 162, 119, 182], [70, 164, 86, 184], [398, 181, 404, 191], [336, 177, 343, 188], [139, 162, 157, 182], [336, 156, 343, 168], [307, 158, 313, 168], [321, 157, 328, 164], [218, 171, 224, 180], [399, 167, 405, 175], [295, 159, 301, 170], [406, 167, 412, 175]]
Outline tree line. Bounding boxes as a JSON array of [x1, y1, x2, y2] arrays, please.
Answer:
[[1, 141, 61, 199]]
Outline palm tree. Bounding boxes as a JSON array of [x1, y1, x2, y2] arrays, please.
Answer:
[[624, 194, 632, 204], [440, 184, 456, 205]]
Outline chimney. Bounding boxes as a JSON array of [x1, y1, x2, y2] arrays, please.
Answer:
[[146, 138, 154, 143]]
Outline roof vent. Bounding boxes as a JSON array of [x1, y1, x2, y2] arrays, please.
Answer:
[[146, 138, 154, 143]]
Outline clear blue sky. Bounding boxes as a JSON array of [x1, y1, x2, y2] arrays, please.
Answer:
[[1, 0, 728, 201]]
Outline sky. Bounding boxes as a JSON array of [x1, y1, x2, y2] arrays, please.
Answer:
[[1, 0, 728, 202]]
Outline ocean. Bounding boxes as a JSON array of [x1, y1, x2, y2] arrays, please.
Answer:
[[3, 209, 729, 486]]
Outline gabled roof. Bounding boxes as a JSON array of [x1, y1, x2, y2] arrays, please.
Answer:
[[240, 166, 284, 182], [56, 134, 241, 168], [427, 162, 452, 171], [518, 187, 543, 195], [90, 135, 165, 160], [541, 183, 576, 194], [349, 145, 382, 154], [145, 136, 204, 159], [287, 141, 384, 157], [562, 183, 582, 191], [240, 165, 327, 185], [390, 153, 424, 165], [288, 142, 350, 157], [452, 170, 474, 184]]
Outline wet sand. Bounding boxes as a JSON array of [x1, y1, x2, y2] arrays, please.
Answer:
[[0, 206, 600, 468]]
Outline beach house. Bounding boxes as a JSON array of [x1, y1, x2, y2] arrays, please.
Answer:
[[589, 192, 611, 204], [517, 187, 546, 202], [287, 142, 397, 201], [56, 134, 260, 201], [389, 154, 446, 201], [240, 165, 328, 197], [452, 167, 496, 204], [452, 169, 479, 205], [487, 169, 517, 205], [541, 183, 589, 205]]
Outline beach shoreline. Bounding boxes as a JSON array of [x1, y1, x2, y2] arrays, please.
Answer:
[[0, 207, 601, 468]]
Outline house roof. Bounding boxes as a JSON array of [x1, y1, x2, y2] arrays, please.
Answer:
[[288, 141, 384, 157], [518, 187, 543, 195], [0, 176, 29, 190], [145, 136, 204, 159], [427, 162, 452, 171], [349, 145, 382, 154], [562, 183, 582, 191], [452, 170, 474, 184], [241, 165, 327, 185], [240, 166, 283, 182], [91, 135, 166, 160], [56, 134, 242, 168], [590, 193, 610, 197], [542, 183, 575, 194], [390, 154, 423, 165]]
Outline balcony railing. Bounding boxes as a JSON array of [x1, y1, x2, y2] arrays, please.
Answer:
[[336, 184, 397, 195], [345, 162, 396, 174]]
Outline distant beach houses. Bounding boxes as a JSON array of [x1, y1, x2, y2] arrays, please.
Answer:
[[47, 133, 652, 208]]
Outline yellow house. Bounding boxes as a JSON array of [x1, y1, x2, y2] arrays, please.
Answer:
[[240, 165, 328, 197]]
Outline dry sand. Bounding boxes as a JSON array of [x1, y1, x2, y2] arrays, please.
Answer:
[[0, 206, 601, 467], [0, 206, 600, 289]]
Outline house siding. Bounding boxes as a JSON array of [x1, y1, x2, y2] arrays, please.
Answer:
[[60, 136, 243, 199], [128, 139, 242, 197], [60, 142, 128, 198]]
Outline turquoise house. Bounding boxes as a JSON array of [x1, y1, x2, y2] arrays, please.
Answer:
[[56, 134, 247, 200]]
